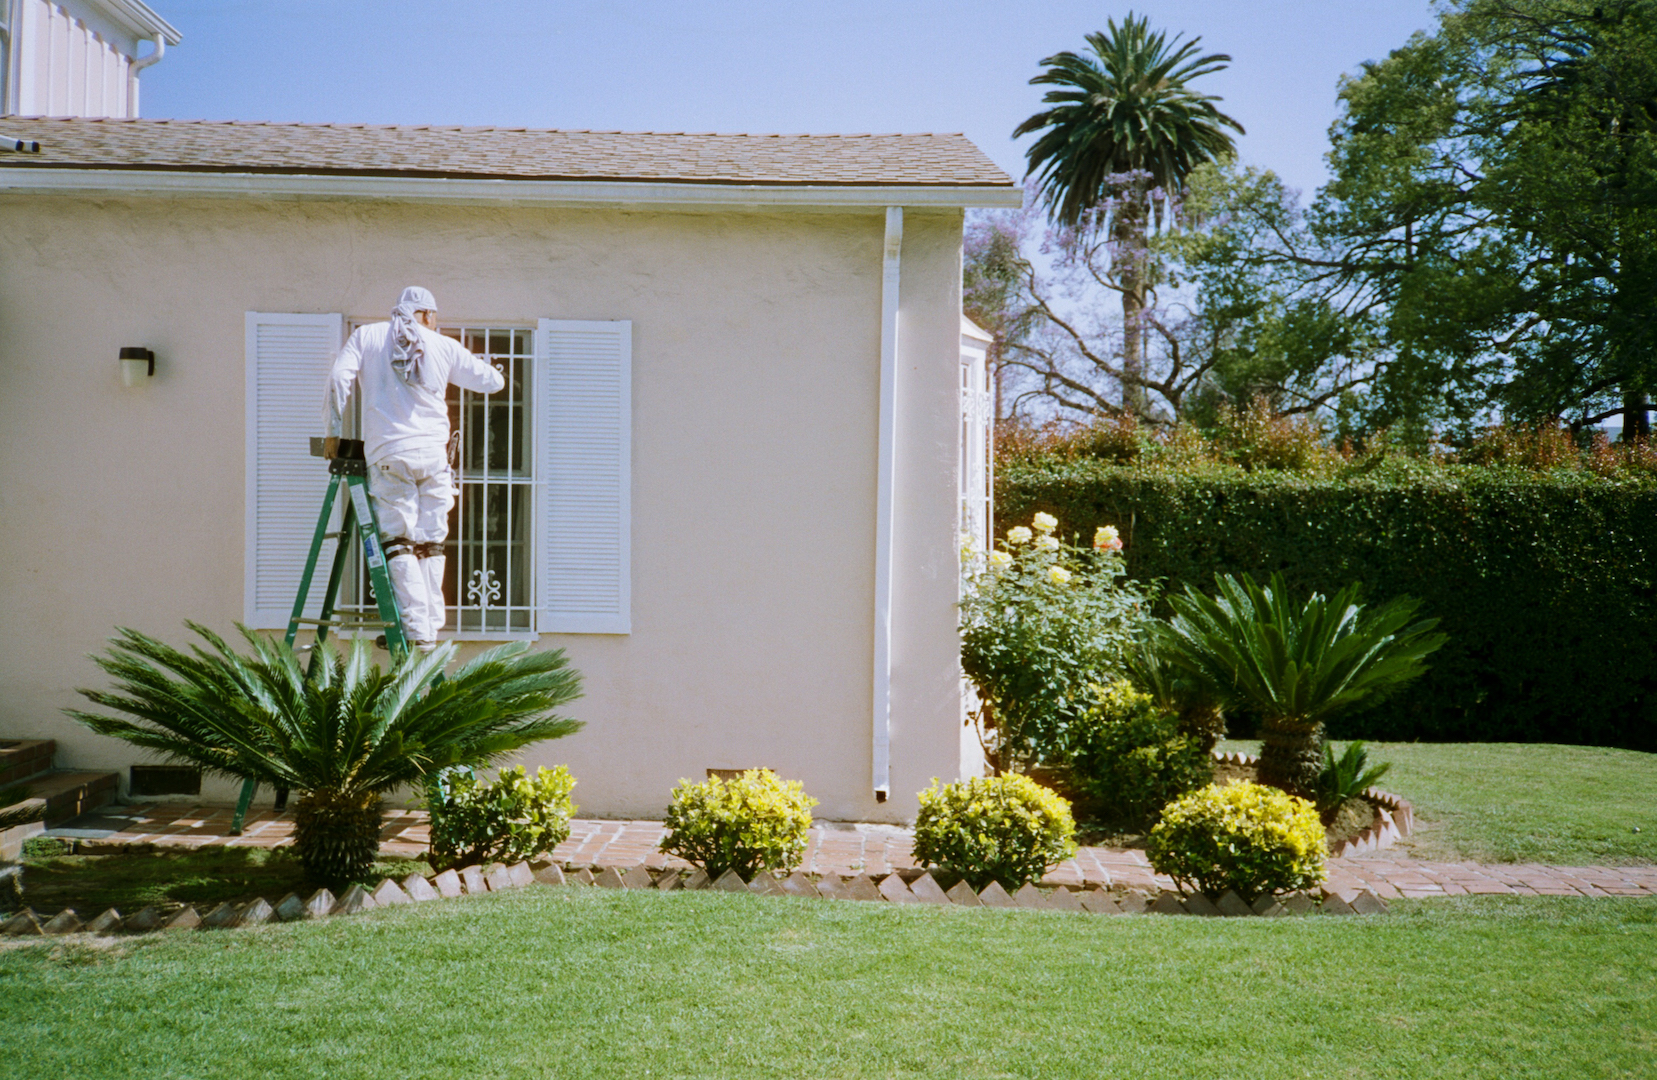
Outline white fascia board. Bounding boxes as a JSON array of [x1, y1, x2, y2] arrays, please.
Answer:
[[0, 167, 1024, 210], [87, 0, 182, 45]]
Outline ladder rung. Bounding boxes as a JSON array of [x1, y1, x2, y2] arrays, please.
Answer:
[[291, 617, 394, 628]]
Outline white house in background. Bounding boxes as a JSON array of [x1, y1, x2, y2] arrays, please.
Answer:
[[1, 0, 178, 119], [0, 117, 1016, 822]]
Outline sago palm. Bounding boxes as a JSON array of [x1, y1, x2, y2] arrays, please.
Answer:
[[1153, 574, 1444, 796], [67, 623, 582, 886], [1014, 13, 1243, 415]]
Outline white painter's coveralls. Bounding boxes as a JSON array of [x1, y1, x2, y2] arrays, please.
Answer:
[[323, 317, 504, 645]]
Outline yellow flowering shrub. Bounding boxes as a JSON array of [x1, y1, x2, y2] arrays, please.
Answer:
[[1146, 781, 1327, 901], [659, 769, 817, 880], [912, 774, 1078, 890]]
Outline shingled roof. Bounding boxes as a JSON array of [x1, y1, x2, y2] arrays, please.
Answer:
[[0, 117, 1014, 188]]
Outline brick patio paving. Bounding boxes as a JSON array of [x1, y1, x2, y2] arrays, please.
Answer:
[[62, 803, 1657, 901]]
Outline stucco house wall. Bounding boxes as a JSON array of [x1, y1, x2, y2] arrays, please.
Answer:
[[0, 190, 978, 822]]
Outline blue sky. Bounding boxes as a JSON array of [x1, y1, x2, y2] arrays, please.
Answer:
[[142, 0, 1438, 202]]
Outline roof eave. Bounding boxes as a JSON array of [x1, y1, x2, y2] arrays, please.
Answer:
[[0, 167, 1024, 209], [88, 0, 183, 45]]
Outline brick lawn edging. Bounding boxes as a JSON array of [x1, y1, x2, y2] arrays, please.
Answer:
[[41, 804, 1657, 899], [0, 854, 1394, 939]]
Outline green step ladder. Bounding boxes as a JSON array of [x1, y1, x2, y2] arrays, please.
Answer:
[[229, 437, 408, 834]]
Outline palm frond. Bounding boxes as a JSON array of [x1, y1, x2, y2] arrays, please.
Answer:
[[1015, 12, 1244, 229], [67, 624, 585, 799], [1159, 572, 1446, 725], [0, 783, 44, 831]]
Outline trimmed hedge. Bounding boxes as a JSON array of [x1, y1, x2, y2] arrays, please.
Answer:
[[999, 460, 1657, 750]]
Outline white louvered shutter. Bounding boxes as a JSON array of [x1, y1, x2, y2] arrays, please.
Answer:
[[536, 319, 632, 634], [244, 312, 344, 628]]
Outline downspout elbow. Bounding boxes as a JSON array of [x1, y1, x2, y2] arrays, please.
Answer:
[[127, 34, 164, 118], [129, 33, 165, 74]]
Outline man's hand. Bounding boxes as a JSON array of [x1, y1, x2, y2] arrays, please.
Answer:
[[322, 436, 341, 460]]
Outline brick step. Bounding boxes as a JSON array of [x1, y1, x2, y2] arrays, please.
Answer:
[[0, 740, 57, 789], [0, 770, 119, 826]]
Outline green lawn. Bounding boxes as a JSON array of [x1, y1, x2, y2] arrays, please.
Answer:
[[1, 886, 1653, 1079], [1218, 740, 1657, 865], [12, 846, 430, 915]]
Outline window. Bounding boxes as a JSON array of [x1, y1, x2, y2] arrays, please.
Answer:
[[959, 319, 993, 558], [446, 327, 537, 634], [245, 311, 631, 638]]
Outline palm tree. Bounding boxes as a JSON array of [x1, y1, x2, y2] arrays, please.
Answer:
[[1153, 574, 1444, 796], [67, 624, 582, 886], [1014, 14, 1243, 416]]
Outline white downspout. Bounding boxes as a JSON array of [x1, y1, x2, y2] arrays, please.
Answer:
[[127, 32, 164, 118], [873, 205, 902, 802], [0, 0, 12, 117]]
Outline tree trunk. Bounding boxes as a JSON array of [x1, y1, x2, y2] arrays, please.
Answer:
[[1623, 391, 1651, 440], [1255, 715, 1324, 797], [974, 698, 1005, 776], [1113, 188, 1150, 418], [1177, 702, 1227, 757], [292, 789, 383, 888]]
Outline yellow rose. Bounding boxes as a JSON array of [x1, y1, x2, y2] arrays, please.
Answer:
[[1006, 526, 1033, 544], [1047, 566, 1073, 585], [988, 551, 1013, 570], [1035, 534, 1060, 551], [1032, 512, 1058, 533], [1094, 525, 1123, 552]]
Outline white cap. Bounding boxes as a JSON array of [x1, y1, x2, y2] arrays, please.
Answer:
[[398, 285, 437, 312]]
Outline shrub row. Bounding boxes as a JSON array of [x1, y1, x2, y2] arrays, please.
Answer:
[[662, 769, 1322, 903], [998, 460, 1657, 750]]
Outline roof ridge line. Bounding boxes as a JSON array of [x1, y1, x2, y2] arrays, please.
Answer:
[[9, 117, 963, 139]]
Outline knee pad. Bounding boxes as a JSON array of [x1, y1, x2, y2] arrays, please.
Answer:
[[383, 535, 418, 559], [413, 541, 445, 559]]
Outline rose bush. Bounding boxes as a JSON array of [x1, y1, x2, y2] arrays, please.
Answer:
[[960, 514, 1153, 771]]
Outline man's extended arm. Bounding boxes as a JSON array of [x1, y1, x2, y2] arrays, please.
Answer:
[[322, 328, 366, 442], [442, 335, 507, 395]]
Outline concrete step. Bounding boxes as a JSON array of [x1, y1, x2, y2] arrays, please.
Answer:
[[0, 770, 120, 827], [0, 740, 56, 789]]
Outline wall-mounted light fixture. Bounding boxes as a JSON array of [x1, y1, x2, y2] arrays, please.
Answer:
[[119, 347, 155, 387]]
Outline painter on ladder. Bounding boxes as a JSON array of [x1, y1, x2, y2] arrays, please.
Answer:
[[322, 286, 504, 651]]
